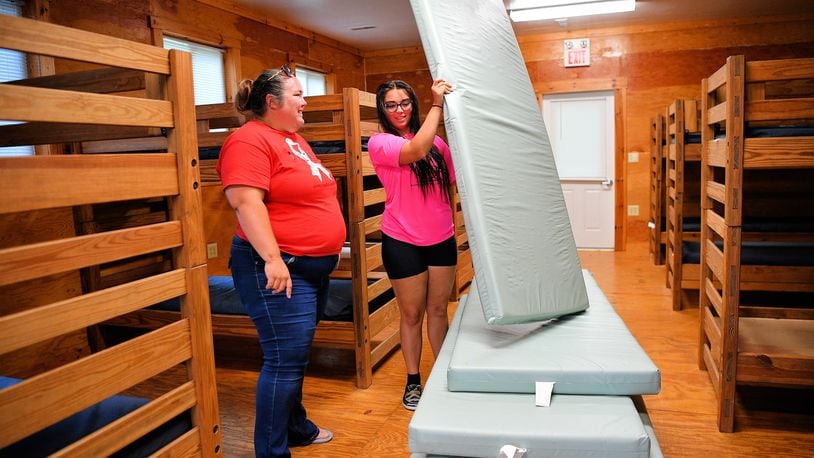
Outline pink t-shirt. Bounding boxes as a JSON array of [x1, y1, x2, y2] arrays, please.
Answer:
[[368, 132, 456, 246]]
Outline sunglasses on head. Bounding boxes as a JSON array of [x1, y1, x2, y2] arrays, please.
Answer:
[[267, 63, 294, 81]]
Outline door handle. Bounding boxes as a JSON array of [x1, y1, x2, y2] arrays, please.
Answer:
[[601, 179, 614, 187]]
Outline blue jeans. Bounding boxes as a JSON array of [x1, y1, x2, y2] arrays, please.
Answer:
[[230, 236, 338, 458]]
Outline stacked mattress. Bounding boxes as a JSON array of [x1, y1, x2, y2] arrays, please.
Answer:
[[408, 271, 662, 457], [406, 1, 662, 455]]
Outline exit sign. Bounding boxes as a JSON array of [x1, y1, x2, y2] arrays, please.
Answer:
[[563, 38, 590, 67]]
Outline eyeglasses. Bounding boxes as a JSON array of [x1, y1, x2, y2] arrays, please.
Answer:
[[267, 63, 294, 81], [383, 100, 413, 112]]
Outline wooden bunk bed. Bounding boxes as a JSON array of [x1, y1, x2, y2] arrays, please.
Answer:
[[302, 89, 401, 389], [648, 113, 667, 265], [102, 90, 401, 389], [698, 55, 814, 432], [664, 98, 702, 310], [0, 14, 222, 456]]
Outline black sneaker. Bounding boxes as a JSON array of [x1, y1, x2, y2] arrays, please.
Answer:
[[403, 383, 422, 410]]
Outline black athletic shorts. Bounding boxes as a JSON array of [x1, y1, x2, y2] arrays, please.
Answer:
[[381, 233, 457, 280]]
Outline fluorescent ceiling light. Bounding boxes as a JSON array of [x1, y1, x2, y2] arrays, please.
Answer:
[[509, 0, 636, 22]]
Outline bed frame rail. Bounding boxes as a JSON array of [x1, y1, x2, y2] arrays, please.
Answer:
[[0, 15, 221, 455]]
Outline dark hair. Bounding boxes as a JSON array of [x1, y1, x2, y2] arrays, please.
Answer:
[[375, 80, 451, 202], [234, 68, 289, 117]]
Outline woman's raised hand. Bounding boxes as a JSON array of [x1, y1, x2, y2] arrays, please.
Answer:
[[431, 78, 453, 105]]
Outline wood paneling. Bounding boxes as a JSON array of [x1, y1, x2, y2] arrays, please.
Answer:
[[201, 183, 235, 276], [48, 0, 366, 100]]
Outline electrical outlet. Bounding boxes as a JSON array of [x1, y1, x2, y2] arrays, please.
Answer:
[[207, 243, 218, 259], [628, 152, 639, 163], [627, 205, 639, 216]]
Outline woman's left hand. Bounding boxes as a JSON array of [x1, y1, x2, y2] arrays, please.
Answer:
[[431, 79, 453, 105], [264, 256, 292, 298]]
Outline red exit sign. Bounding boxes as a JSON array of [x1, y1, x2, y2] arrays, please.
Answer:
[[563, 38, 591, 67]]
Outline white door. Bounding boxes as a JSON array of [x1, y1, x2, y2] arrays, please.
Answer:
[[542, 91, 615, 249]]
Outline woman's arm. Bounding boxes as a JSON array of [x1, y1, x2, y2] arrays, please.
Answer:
[[224, 185, 292, 298], [399, 78, 453, 165]]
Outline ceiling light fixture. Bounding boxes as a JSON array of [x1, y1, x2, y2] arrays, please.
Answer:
[[508, 0, 635, 22], [350, 25, 377, 31]]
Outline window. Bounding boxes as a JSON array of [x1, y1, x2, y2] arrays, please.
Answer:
[[163, 36, 226, 105], [0, 0, 33, 156], [297, 67, 326, 97]]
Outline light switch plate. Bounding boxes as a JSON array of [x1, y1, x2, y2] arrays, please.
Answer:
[[207, 243, 218, 259]]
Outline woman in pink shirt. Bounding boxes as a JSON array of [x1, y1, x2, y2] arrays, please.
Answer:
[[368, 79, 456, 410]]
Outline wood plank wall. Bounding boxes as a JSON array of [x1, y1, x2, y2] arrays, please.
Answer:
[[364, 14, 814, 243], [47, 0, 366, 91]]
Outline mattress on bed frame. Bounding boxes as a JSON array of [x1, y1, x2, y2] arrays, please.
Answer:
[[682, 240, 814, 265], [446, 270, 660, 395], [710, 124, 814, 141], [678, 125, 813, 148], [745, 125, 814, 137], [197, 138, 370, 160], [148, 275, 389, 322], [684, 132, 702, 144], [149, 275, 243, 315], [0, 376, 190, 457], [408, 294, 660, 457]]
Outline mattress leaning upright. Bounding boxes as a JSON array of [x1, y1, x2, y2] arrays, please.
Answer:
[[409, 0, 588, 325]]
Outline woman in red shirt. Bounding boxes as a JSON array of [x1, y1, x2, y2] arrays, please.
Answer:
[[217, 64, 343, 457]]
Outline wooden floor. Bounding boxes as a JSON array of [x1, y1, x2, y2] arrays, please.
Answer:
[[210, 240, 814, 457]]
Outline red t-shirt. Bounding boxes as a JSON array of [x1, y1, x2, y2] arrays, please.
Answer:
[[216, 120, 346, 257]]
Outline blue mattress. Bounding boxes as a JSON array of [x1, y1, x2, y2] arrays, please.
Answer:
[[656, 217, 701, 233], [149, 276, 386, 322], [746, 125, 814, 137], [0, 376, 189, 457], [308, 138, 369, 154], [197, 139, 369, 160], [680, 217, 701, 232], [669, 132, 701, 145], [150, 275, 243, 315], [410, 0, 588, 325], [678, 217, 814, 234], [712, 125, 814, 140], [682, 240, 814, 266], [446, 271, 660, 395], [198, 146, 222, 160]]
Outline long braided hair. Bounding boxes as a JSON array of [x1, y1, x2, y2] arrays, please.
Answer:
[[375, 80, 451, 202]]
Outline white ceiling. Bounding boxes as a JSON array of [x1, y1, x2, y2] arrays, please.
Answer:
[[234, 0, 814, 52]]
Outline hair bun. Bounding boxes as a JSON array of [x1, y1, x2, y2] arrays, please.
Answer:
[[235, 79, 254, 112]]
